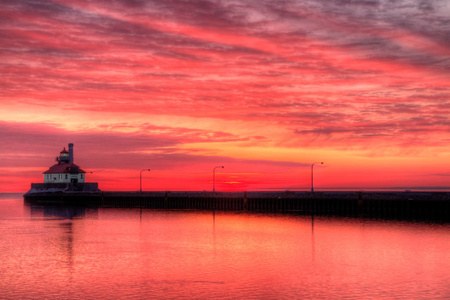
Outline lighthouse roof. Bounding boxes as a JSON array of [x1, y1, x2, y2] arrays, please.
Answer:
[[43, 163, 86, 174], [60, 148, 69, 154]]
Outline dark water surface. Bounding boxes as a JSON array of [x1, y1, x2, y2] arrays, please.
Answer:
[[1, 194, 450, 299]]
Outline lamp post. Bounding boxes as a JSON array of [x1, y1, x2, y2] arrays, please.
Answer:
[[213, 166, 224, 192], [140, 169, 150, 192], [311, 162, 323, 192]]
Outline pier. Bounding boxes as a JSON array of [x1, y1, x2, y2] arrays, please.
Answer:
[[23, 143, 450, 222], [24, 188, 450, 222]]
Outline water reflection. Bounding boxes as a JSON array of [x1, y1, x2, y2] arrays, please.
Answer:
[[26, 204, 97, 220], [1, 197, 450, 299], [311, 215, 315, 262]]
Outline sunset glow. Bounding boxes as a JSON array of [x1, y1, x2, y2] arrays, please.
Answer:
[[1, 0, 449, 192]]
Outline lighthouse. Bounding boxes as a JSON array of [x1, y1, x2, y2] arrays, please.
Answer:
[[43, 143, 86, 184]]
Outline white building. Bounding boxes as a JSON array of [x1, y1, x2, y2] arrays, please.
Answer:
[[43, 143, 86, 184]]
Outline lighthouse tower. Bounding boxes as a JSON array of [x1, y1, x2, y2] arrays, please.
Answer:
[[43, 143, 86, 184], [58, 147, 70, 164]]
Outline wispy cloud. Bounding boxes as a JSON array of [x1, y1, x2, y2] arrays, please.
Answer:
[[0, 0, 449, 191]]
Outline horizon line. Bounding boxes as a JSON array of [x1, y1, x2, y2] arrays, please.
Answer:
[[257, 187, 450, 191]]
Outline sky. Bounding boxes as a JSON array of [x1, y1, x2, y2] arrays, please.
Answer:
[[1, 0, 449, 192]]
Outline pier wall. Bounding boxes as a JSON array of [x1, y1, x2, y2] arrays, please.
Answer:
[[24, 190, 450, 222], [29, 182, 99, 192]]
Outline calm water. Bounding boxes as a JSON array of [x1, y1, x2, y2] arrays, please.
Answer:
[[1, 194, 450, 299]]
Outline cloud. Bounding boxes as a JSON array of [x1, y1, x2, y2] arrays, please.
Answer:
[[0, 121, 306, 171], [0, 0, 449, 191]]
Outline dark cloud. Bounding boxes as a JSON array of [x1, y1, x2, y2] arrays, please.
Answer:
[[140, 0, 253, 30], [294, 116, 450, 139]]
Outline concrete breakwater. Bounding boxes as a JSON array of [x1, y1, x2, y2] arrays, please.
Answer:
[[24, 190, 450, 221]]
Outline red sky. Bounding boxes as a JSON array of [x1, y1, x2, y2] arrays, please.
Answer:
[[1, 0, 449, 192]]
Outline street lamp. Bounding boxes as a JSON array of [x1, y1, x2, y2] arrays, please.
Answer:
[[311, 162, 323, 192], [140, 169, 150, 192], [213, 166, 224, 192]]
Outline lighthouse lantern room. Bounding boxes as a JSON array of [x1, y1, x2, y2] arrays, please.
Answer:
[[43, 143, 86, 184]]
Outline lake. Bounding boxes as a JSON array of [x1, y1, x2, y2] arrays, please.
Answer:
[[1, 193, 450, 299]]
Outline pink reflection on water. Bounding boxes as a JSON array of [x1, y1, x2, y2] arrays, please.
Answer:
[[1, 196, 450, 299]]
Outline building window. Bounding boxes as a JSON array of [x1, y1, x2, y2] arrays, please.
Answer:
[[65, 174, 68, 179], [81, 174, 83, 179]]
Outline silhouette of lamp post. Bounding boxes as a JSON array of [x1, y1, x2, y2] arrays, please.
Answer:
[[213, 166, 224, 192], [311, 162, 323, 192], [140, 169, 151, 192]]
